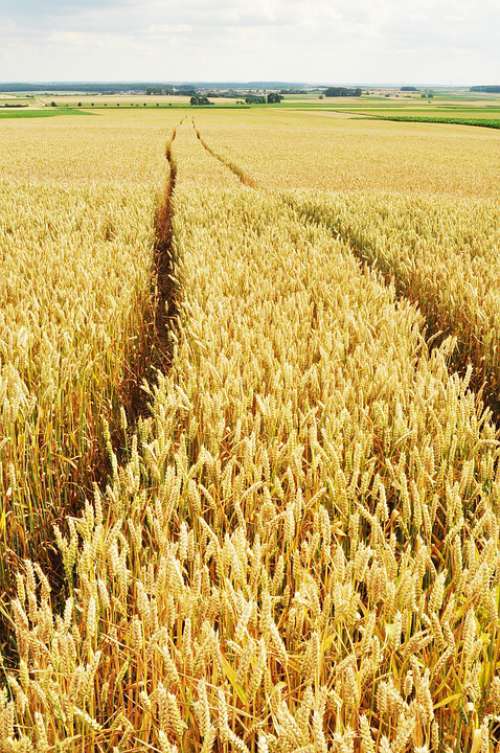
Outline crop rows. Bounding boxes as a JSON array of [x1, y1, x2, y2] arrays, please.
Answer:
[[0, 122, 497, 752]]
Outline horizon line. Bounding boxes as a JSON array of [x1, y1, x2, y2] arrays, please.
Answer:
[[1, 80, 498, 88]]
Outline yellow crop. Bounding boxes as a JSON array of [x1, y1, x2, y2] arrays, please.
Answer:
[[0, 111, 178, 578], [191, 109, 500, 196], [0, 109, 171, 185], [0, 113, 498, 753], [287, 191, 500, 403]]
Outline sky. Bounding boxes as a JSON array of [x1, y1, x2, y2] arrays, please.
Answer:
[[1, 0, 499, 85]]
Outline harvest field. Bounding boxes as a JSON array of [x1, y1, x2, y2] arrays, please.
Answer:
[[0, 107, 498, 753]]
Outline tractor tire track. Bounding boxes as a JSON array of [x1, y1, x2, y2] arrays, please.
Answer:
[[1, 123, 182, 661], [187, 120, 498, 421], [285, 193, 500, 423], [116, 125, 180, 430], [192, 120, 258, 189]]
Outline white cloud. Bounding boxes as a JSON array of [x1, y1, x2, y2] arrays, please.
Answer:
[[1, 0, 498, 84]]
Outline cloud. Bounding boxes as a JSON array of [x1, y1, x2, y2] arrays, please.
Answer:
[[1, 0, 498, 83]]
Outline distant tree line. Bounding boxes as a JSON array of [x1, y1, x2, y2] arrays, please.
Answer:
[[205, 91, 241, 99], [0, 81, 346, 95], [470, 85, 500, 93], [279, 88, 314, 95], [324, 87, 362, 97], [400, 86, 418, 92], [148, 86, 203, 96], [145, 87, 175, 95]]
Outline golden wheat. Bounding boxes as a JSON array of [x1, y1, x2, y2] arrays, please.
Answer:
[[0, 111, 178, 578], [0, 114, 498, 753], [192, 108, 500, 196], [286, 190, 500, 402]]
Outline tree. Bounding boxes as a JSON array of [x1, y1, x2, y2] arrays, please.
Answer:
[[267, 92, 283, 104], [245, 95, 265, 104], [190, 95, 213, 106]]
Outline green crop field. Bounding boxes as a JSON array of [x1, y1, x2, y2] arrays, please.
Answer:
[[0, 107, 92, 119], [375, 116, 499, 128]]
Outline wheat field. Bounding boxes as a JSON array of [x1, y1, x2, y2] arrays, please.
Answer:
[[0, 110, 498, 753]]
